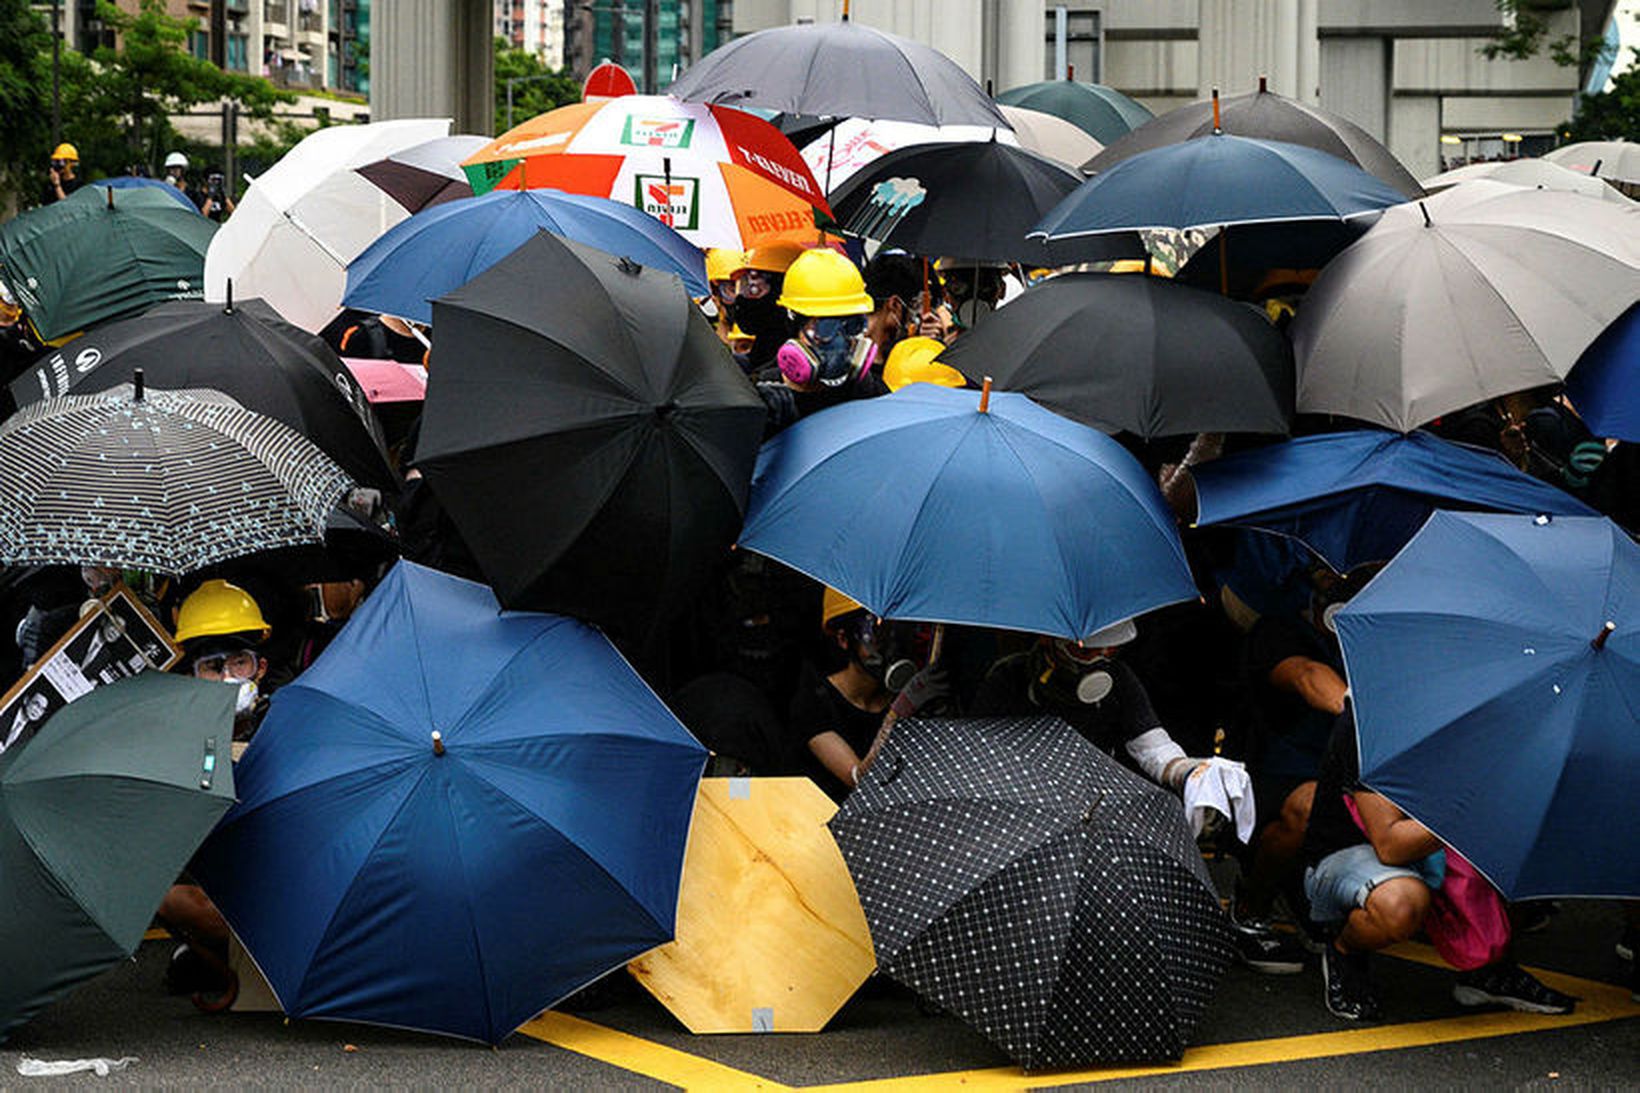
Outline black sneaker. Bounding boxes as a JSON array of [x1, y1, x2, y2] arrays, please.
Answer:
[[1452, 963, 1578, 1014], [1322, 945, 1380, 1021], [1232, 918, 1306, 974]]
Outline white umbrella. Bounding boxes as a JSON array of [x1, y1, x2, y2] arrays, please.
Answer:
[[997, 104, 1103, 172], [1544, 140, 1640, 185], [204, 118, 451, 333], [1294, 180, 1640, 432], [1421, 158, 1636, 206], [801, 117, 1016, 193]]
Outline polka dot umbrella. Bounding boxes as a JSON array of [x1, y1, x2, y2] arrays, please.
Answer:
[[829, 715, 1234, 1069]]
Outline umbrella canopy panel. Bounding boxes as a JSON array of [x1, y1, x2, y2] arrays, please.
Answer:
[[1564, 302, 1640, 443], [801, 117, 1019, 193], [997, 105, 1104, 171], [996, 80, 1153, 145], [355, 134, 490, 213], [1544, 140, 1640, 185], [1421, 159, 1636, 206]]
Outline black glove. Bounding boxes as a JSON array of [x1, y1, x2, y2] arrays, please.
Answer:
[[890, 665, 948, 719]]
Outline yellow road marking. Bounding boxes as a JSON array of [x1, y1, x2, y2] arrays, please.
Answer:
[[520, 952, 1638, 1092]]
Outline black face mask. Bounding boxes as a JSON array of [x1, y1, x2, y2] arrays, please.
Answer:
[[734, 292, 787, 341]]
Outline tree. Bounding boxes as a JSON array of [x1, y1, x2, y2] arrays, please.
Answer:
[[0, 0, 55, 203], [1559, 48, 1640, 143], [494, 37, 579, 134], [1481, 0, 1612, 68]]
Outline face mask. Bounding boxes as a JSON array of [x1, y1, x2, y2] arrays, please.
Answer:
[[1030, 648, 1116, 708], [778, 315, 876, 388], [732, 291, 785, 341], [226, 676, 258, 715], [952, 297, 996, 331]]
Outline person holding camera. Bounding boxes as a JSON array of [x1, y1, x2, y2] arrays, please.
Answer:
[[42, 143, 82, 205]]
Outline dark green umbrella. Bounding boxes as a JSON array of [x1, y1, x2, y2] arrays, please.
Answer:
[[0, 185, 217, 341], [0, 672, 236, 1043], [996, 80, 1154, 145]]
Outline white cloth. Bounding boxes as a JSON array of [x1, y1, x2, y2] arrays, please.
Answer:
[[1181, 757, 1256, 844], [1124, 726, 1186, 785], [17, 1057, 137, 1077]]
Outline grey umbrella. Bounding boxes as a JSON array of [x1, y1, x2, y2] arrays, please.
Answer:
[[1294, 180, 1640, 432], [667, 18, 1011, 130], [1544, 140, 1640, 186], [0, 380, 354, 575], [1420, 159, 1637, 207]]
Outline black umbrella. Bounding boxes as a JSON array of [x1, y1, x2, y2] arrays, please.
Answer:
[[8, 296, 397, 492], [1083, 79, 1424, 199], [667, 18, 1011, 130], [937, 272, 1293, 439], [830, 716, 1233, 1069], [827, 139, 1104, 265], [1173, 218, 1373, 297], [414, 231, 767, 640]]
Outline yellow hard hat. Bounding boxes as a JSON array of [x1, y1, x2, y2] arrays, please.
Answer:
[[883, 336, 964, 392], [174, 579, 271, 644], [821, 586, 867, 629], [778, 248, 873, 317], [705, 247, 750, 283], [743, 239, 807, 274], [51, 143, 78, 163], [725, 322, 753, 343]]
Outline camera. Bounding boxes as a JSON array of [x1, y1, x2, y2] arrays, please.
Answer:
[[207, 172, 225, 200]]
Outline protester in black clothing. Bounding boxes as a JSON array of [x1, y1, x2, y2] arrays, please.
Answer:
[[733, 240, 806, 374], [862, 252, 949, 361], [42, 143, 81, 205]]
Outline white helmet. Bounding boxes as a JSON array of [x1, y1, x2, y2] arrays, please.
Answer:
[[164, 151, 188, 169]]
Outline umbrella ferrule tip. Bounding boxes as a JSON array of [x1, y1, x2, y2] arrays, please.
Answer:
[[1592, 621, 1616, 650], [432, 730, 446, 756]]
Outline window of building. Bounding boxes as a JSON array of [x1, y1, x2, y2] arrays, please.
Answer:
[[1044, 7, 1100, 82], [190, 29, 210, 60]]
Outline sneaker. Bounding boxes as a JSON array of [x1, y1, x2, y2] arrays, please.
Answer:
[[1232, 918, 1306, 974], [1452, 963, 1578, 1015], [1322, 945, 1380, 1021]]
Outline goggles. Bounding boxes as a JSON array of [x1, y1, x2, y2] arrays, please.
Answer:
[[191, 649, 258, 679], [735, 269, 776, 300], [802, 314, 868, 344]]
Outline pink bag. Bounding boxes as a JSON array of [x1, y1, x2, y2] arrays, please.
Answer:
[[1342, 794, 1511, 971]]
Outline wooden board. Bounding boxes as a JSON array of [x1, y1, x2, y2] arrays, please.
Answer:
[[628, 777, 876, 1033]]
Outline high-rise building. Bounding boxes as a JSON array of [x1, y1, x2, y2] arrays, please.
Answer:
[[496, 0, 565, 66], [565, 0, 731, 90]]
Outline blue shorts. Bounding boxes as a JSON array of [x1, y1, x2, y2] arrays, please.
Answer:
[[1304, 843, 1446, 924]]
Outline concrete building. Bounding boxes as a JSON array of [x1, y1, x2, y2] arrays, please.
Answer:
[[496, 0, 566, 65], [563, 1, 735, 89], [731, 0, 1616, 178]]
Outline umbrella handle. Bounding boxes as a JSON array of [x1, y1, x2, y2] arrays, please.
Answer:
[[879, 752, 904, 785]]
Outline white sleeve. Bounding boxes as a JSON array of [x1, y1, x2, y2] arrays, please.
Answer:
[[1125, 727, 1187, 784]]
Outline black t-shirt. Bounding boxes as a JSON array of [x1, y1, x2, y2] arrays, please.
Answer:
[[1244, 612, 1341, 781], [787, 660, 885, 800], [970, 652, 1161, 766], [40, 174, 81, 205], [1302, 709, 1368, 866]]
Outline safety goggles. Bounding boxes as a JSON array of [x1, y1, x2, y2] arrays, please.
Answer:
[[711, 278, 739, 301], [191, 649, 258, 680], [735, 269, 775, 300], [802, 314, 868, 345]]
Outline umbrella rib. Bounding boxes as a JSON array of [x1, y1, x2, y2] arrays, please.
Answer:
[[435, 764, 496, 1041], [877, 416, 979, 613]]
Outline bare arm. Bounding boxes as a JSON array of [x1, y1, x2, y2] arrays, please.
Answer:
[[1354, 790, 1441, 865], [807, 730, 864, 788], [1269, 655, 1348, 716]]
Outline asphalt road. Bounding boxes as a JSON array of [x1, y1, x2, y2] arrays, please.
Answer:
[[3, 900, 1635, 1089]]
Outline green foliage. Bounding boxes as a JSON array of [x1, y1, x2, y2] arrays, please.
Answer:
[[1559, 48, 1640, 144], [0, 0, 55, 201], [1481, 0, 1612, 68], [494, 37, 579, 134]]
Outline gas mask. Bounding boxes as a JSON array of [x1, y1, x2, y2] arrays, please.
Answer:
[[778, 314, 876, 389], [942, 267, 1005, 332], [1029, 639, 1117, 708], [844, 614, 933, 691], [228, 677, 259, 715]]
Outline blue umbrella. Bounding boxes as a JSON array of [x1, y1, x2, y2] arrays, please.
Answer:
[[192, 561, 706, 1043], [343, 189, 708, 324], [1564, 302, 1640, 442], [1334, 512, 1639, 899], [91, 176, 200, 212], [1030, 133, 1406, 243], [1191, 429, 1599, 572], [738, 384, 1198, 640]]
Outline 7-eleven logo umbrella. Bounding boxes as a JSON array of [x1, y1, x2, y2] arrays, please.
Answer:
[[462, 95, 832, 250]]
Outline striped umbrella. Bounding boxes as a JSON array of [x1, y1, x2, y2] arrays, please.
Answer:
[[0, 380, 354, 576], [461, 95, 831, 250]]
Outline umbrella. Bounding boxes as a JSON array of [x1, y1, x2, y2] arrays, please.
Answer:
[[0, 184, 216, 341], [1335, 511, 1640, 899], [460, 96, 831, 251], [827, 139, 1085, 264], [1173, 219, 1371, 296], [343, 357, 427, 404], [1544, 139, 1640, 185], [995, 79, 1153, 145], [355, 134, 489, 212], [830, 715, 1234, 1068], [666, 18, 1011, 130], [1084, 80, 1423, 199], [7, 297, 397, 492], [800, 116, 1019, 193], [997, 104, 1104, 171], [1191, 429, 1601, 573], [90, 176, 203, 212], [204, 117, 452, 333], [0, 672, 235, 1043], [935, 271, 1293, 438], [191, 561, 707, 1043], [1564, 302, 1640, 442], [1294, 180, 1640, 432], [1421, 159, 1636, 206], [738, 383, 1198, 642], [414, 231, 766, 640], [627, 777, 875, 1033], [0, 382, 354, 576], [1030, 133, 1408, 251], [343, 189, 708, 325]]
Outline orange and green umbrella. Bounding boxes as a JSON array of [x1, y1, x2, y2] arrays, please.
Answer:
[[462, 95, 832, 250]]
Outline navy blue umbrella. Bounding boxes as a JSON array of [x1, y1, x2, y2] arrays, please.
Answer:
[[343, 189, 708, 324], [1565, 303, 1640, 442], [192, 561, 707, 1043], [92, 177, 201, 212], [1335, 512, 1639, 899], [1191, 429, 1598, 572], [1030, 133, 1406, 259], [738, 384, 1198, 641]]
